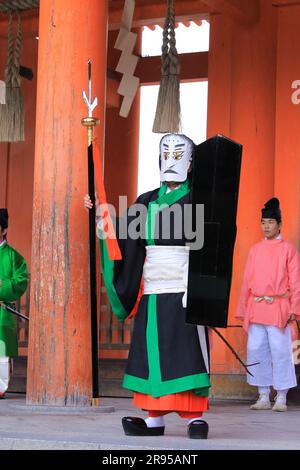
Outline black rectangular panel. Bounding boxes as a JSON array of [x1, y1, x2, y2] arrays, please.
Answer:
[[186, 134, 242, 328]]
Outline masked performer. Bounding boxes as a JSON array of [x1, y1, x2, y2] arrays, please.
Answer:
[[0, 209, 28, 398], [85, 134, 210, 439], [236, 198, 300, 411]]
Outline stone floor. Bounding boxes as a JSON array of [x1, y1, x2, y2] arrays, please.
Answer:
[[0, 393, 299, 450]]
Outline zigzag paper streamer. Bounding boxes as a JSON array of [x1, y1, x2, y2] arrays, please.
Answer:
[[114, 0, 140, 118]]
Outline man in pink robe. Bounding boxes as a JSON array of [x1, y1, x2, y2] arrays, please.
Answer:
[[236, 198, 300, 411]]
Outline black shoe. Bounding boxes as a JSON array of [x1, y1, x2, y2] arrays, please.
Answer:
[[187, 420, 209, 439], [122, 417, 165, 436]]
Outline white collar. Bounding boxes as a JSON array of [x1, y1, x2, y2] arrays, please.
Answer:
[[264, 234, 282, 241], [0, 240, 7, 247]]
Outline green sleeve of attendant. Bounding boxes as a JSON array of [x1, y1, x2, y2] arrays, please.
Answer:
[[0, 250, 28, 302]]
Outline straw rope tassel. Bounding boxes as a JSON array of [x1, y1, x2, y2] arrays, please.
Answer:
[[0, 11, 25, 142], [152, 0, 181, 133], [14, 12, 25, 141]]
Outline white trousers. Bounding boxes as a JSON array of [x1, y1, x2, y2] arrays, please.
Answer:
[[247, 324, 297, 391], [0, 357, 10, 393]]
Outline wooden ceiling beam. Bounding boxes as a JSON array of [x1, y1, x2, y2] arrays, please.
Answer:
[[109, 0, 211, 30], [0, 1, 212, 29], [272, 0, 300, 6], [201, 0, 260, 25], [136, 51, 208, 84]]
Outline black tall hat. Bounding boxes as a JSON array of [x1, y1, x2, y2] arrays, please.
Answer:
[[261, 198, 281, 223], [0, 209, 8, 230]]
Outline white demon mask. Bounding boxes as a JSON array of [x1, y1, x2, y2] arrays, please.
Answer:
[[159, 134, 194, 183]]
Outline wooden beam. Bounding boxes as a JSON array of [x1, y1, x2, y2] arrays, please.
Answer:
[[201, 0, 260, 25], [272, 0, 300, 6], [136, 51, 208, 84], [109, 0, 211, 30], [0, 1, 212, 29]]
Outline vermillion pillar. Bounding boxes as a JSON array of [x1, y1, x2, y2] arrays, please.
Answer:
[[27, 0, 108, 406]]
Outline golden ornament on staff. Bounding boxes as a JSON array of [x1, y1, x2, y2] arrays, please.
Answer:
[[81, 117, 100, 147]]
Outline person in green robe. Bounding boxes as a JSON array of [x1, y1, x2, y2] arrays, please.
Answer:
[[0, 209, 28, 398]]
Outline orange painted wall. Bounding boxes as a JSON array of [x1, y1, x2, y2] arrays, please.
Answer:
[[0, 21, 8, 208], [275, 5, 300, 247], [207, 0, 278, 374], [104, 97, 140, 211], [100, 30, 141, 360], [105, 29, 141, 209]]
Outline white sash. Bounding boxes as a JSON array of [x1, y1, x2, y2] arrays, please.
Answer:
[[143, 246, 189, 300]]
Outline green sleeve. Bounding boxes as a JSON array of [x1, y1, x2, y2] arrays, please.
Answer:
[[0, 250, 28, 302], [99, 237, 128, 323]]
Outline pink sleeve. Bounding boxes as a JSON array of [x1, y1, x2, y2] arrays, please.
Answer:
[[287, 245, 300, 318], [235, 249, 253, 319]]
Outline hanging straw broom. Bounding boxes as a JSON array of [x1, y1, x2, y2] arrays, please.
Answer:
[[152, 0, 181, 133], [0, 11, 25, 142]]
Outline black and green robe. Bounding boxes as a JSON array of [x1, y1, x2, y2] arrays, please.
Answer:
[[99, 180, 211, 399]]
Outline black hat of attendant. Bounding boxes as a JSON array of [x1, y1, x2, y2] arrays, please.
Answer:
[[261, 198, 282, 223], [0, 209, 8, 230]]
